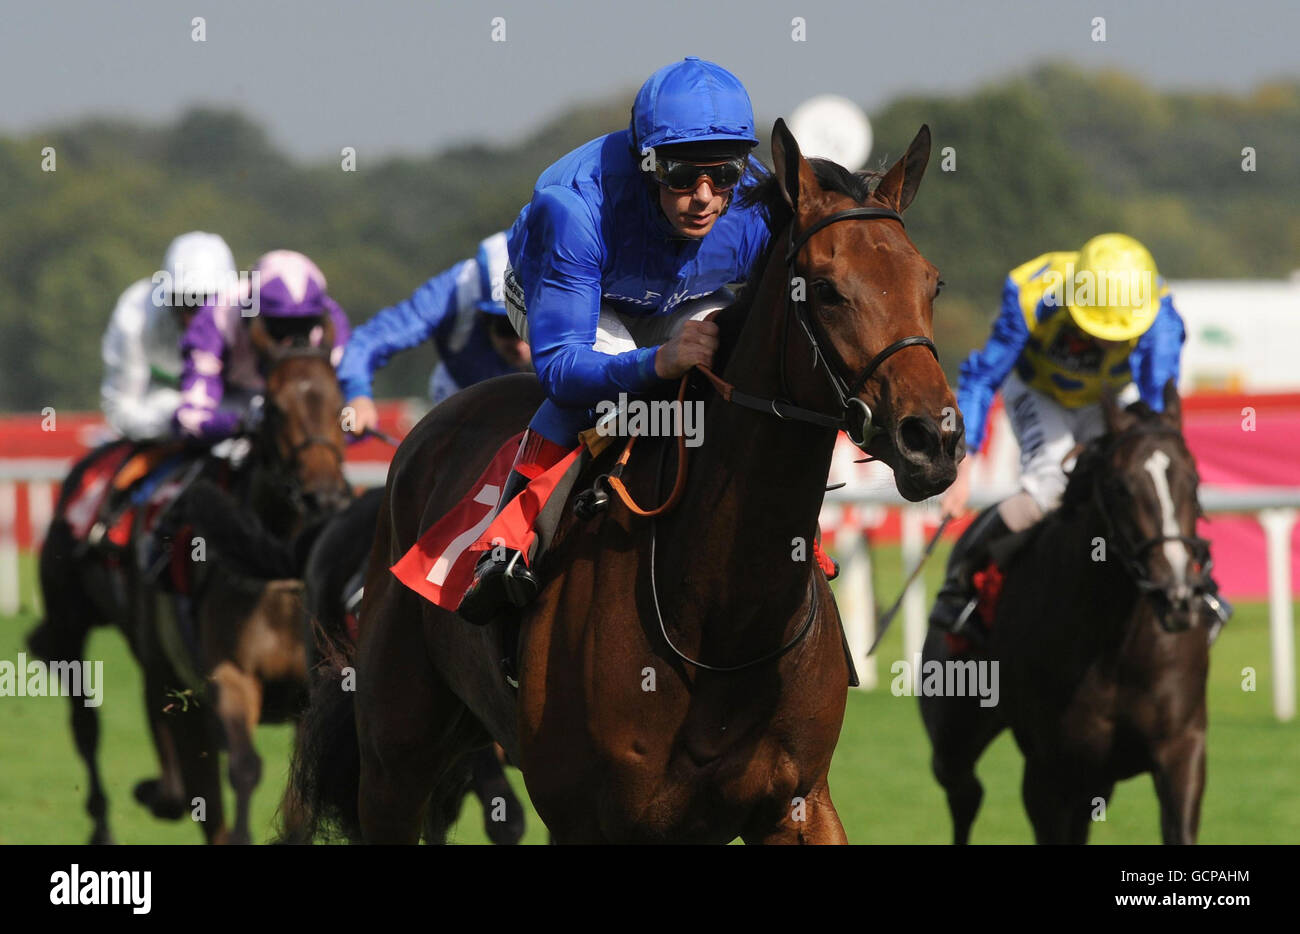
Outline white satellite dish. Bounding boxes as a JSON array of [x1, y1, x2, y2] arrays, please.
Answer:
[[788, 95, 873, 171]]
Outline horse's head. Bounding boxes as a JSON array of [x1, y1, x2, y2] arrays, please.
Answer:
[[249, 315, 351, 516], [769, 120, 962, 501], [1092, 382, 1210, 632]]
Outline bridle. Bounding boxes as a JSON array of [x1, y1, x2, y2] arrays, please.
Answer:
[[613, 209, 937, 671], [700, 205, 938, 449], [255, 347, 350, 513], [1088, 424, 1212, 597]]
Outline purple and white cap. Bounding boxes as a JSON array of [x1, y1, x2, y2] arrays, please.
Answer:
[[245, 250, 329, 317]]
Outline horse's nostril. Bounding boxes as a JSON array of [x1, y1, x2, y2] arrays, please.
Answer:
[[898, 416, 941, 459]]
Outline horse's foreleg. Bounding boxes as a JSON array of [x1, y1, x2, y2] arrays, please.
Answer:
[[31, 524, 115, 844], [32, 616, 113, 844], [1152, 730, 1206, 845], [211, 661, 263, 845], [742, 780, 848, 845], [135, 667, 188, 820], [470, 744, 525, 845], [163, 679, 227, 844], [1022, 758, 1074, 844]]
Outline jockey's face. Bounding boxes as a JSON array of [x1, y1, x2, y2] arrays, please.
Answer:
[[658, 175, 728, 239], [485, 314, 531, 370]]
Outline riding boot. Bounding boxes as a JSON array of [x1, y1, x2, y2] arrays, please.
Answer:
[[929, 509, 1012, 634], [456, 431, 567, 625]]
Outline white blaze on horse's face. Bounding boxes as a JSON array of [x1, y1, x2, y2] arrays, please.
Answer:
[[1142, 448, 1191, 598]]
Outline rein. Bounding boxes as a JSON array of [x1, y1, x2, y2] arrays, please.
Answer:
[[645, 432, 820, 673], [602, 204, 936, 518], [681, 208, 938, 448], [255, 346, 351, 511]]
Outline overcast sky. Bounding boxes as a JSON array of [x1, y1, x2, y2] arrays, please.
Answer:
[[2, 0, 1297, 161]]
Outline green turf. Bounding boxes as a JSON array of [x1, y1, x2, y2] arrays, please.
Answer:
[[1, 547, 1295, 844]]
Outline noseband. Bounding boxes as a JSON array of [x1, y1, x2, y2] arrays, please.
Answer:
[[782, 206, 938, 447]]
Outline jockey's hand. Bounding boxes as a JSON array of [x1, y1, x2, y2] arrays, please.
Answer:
[[655, 319, 720, 380], [345, 395, 379, 436], [940, 456, 974, 519]]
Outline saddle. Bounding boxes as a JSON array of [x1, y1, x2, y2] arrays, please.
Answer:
[[392, 424, 858, 688]]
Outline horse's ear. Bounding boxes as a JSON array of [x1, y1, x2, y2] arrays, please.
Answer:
[[873, 124, 931, 214], [1101, 385, 1137, 434], [247, 316, 280, 364], [771, 117, 821, 212], [1161, 379, 1182, 429]]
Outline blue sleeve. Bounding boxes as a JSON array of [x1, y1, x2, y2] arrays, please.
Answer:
[[1130, 294, 1184, 411], [735, 203, 773, 282], [522, 188, 660, 408], [336, 262, 467, 400], [957, 276, 1032, 451], [733, 168, 774, 276]]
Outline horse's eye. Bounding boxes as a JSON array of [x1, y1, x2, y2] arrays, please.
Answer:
[[813, 280, 842, 305], [935, 279, 945, 297]]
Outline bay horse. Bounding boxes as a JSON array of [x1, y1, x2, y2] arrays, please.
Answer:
[[291, 120, 961, 844], [27, 318, 350, 844], [921, 383, 1214, 844]]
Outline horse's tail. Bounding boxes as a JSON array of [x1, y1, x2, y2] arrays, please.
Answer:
[[279, 638, 363, 842], [183, 479, 326, 578]]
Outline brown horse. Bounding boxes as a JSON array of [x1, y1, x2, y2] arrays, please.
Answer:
[[921, 383, 1213, 844], [28, 322, 349, 844], [290, 120, 961, 844]]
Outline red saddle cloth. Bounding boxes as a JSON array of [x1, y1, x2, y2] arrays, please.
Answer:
[[63, 444, 134, 542], [390, 432, 582, 612]]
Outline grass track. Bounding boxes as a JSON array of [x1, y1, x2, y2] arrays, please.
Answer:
[[1, 547, 1295, 844]]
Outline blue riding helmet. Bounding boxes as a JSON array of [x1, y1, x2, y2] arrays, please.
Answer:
[[630, 57, 758, 156], [474, 231, 510, 315]]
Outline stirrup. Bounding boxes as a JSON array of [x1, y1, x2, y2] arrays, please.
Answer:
[[951, 596, 980, 634], [929, 587, 978, 634], [1203, 592, 1232, 626], [500, 550, 539, 607]]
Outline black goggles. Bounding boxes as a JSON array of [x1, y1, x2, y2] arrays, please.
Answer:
[[652, 157, 746, 193]]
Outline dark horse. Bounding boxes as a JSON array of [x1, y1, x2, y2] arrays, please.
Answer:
[[28, 317, 350, 844], [291, 120, 961, 844], [922, 383, 1214, 844], [262, 486, 526, 844]]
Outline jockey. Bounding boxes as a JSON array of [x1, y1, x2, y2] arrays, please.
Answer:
[[174, 250, 351, 443], [337, 232, 532, 437], [102, 232, 237, 441], [457, 56, 772, 623], [933, 233, 1231, 631]]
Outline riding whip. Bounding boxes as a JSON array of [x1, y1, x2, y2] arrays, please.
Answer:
[[867, 514, 951, 655]]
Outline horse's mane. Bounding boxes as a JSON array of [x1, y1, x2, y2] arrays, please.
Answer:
[[1059, 401, 1190, 518], [709, 158, 885, 372]]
